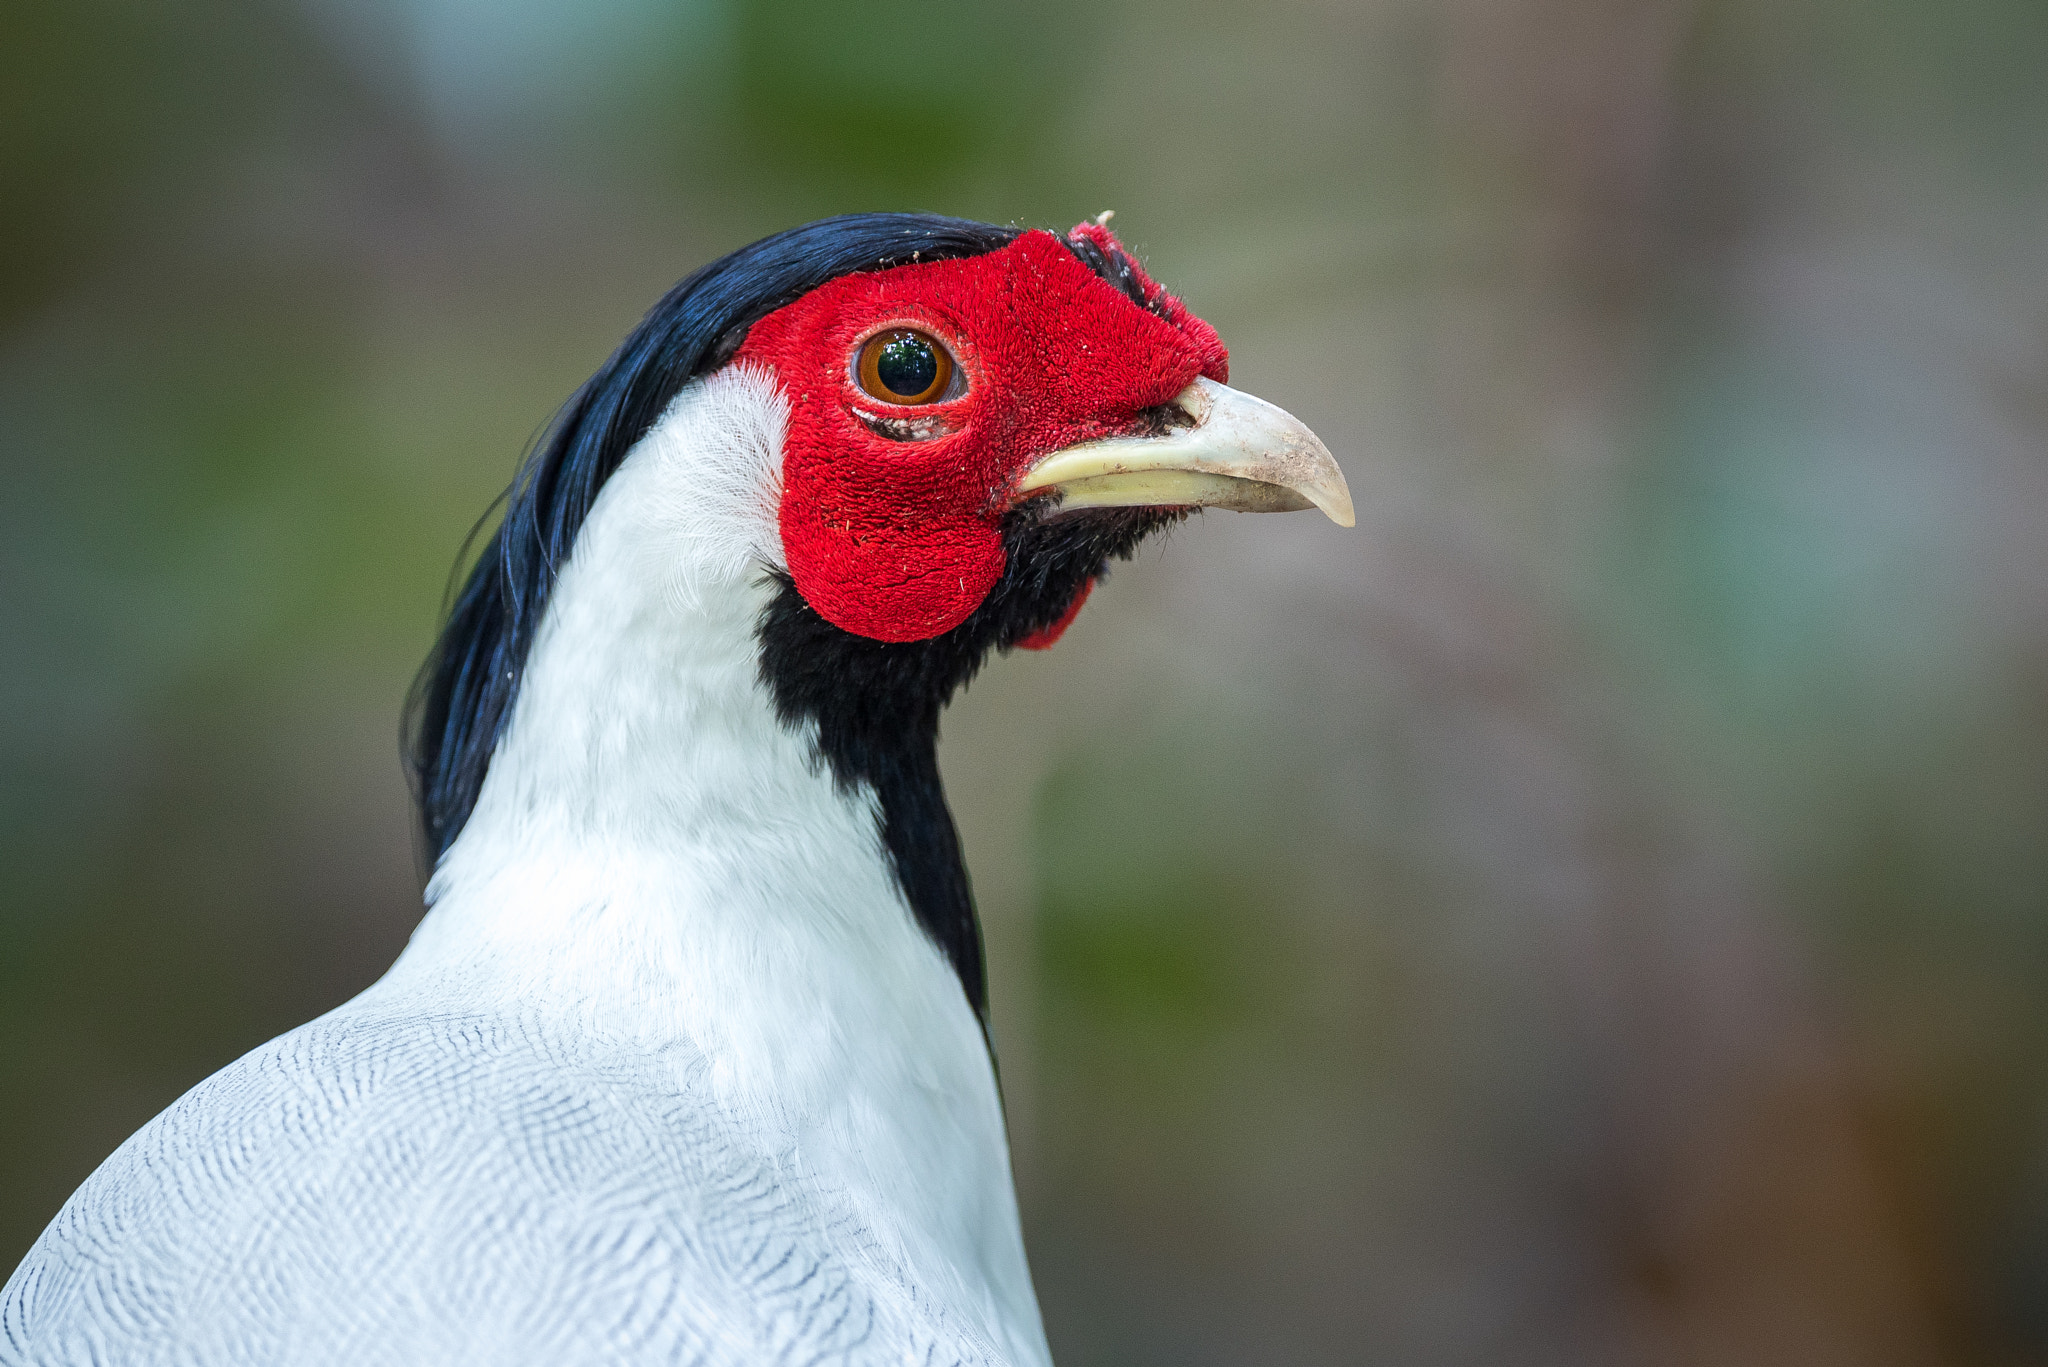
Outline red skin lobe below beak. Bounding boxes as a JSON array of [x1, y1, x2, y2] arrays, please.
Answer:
[[1017, 578, 1094, 651]]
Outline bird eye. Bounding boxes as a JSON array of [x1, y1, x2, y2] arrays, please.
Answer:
[[856, 329, 956, 406]]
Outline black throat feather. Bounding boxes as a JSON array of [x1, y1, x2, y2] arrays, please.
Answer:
[[406, 213, 1181, 1021], [754, 505, 1180, 1020]]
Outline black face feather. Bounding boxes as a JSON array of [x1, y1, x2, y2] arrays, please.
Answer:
[[406, 212, 1184, 1020], [1061, 230, 1175, 322]]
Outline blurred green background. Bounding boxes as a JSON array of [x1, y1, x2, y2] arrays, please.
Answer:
[[5, 0, 2047, 1362]]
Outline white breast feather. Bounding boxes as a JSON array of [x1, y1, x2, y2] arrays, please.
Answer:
[[0, 369, 1050, 1367]]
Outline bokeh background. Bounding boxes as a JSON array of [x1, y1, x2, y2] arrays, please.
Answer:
[[5, 0, 2048, 1361]]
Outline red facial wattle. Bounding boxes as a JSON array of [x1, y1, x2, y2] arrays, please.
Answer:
[[731, 227, 1229, 644], [1016, 579, 1094, 651]]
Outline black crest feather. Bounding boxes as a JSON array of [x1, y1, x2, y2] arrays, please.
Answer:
[[405, 214, 1022, 861]]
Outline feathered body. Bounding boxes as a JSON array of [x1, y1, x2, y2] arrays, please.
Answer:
[[3, 214, 1349, 1366]]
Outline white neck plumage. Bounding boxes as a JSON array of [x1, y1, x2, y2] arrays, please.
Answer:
[[372, 369, 1048, 1365]]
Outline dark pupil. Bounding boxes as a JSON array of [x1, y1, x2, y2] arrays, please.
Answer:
[[876, 335, 938, 398]]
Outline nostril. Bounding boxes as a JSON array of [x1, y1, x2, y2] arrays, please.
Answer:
[[1128, 402, 1197, 438]]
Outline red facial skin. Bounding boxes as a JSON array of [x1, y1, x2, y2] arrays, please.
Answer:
[[732, 224, 1229, 644]]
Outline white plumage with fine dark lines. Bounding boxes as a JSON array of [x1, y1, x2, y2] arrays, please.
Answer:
[[2, 213, 1351, 1366]]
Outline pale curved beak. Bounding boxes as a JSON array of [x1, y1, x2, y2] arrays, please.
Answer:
[[1013, 376, 1354, 527]]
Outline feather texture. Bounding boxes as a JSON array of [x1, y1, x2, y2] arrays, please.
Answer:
[[2, 372, 1046, 1366]]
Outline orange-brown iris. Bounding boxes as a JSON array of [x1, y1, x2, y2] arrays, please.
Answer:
[[855, 329, 954, 406]]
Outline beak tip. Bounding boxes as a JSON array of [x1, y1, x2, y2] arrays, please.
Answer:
[[1016, 378, 1360, 528], [1304, 452, 1356, 527], [1313, 489, 1356, 528]]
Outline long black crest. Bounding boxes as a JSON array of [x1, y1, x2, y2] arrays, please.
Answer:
[[404, 214, 1023, 861]]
